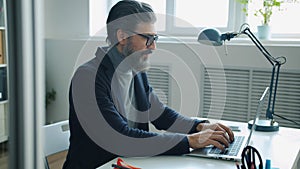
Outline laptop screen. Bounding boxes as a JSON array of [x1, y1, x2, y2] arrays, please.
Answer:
[[245, 87, 270, 146]]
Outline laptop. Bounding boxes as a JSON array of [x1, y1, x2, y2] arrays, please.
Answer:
[[186, 87, 270, 161]]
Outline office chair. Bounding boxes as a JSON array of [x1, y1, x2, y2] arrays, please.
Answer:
[[43, 120, 70, 169]]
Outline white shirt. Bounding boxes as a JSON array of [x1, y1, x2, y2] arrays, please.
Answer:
[[109, 46, 138, 128]]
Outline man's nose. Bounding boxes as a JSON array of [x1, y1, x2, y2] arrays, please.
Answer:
[[147, 41, 156, 50]]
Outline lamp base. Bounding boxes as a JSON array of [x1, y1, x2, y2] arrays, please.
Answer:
[[248, 119, 279, 132]]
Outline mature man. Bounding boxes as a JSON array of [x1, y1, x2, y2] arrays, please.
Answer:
[[63, 1, 234, 168]]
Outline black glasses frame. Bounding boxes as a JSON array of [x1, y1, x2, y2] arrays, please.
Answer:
[[127, 30, 158, 47]]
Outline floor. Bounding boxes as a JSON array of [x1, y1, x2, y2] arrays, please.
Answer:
[[0, 141, 67, 169], [0, 141, 8, 169], [47, 151, 68, 169]]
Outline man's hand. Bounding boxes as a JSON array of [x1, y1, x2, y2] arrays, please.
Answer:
[[187, 129, 230, 151], [187, 123, 235, 150], [196, 123, 234, 142]]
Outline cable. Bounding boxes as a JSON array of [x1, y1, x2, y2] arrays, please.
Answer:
[[273, 113, 300, 127], [224, 41, 228, 56]]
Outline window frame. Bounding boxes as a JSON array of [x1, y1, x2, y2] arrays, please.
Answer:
[[92, 0, 300, 39], [164, 0, 244, 36]]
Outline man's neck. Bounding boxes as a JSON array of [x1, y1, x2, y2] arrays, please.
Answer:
[[116, 44, 124, 56]]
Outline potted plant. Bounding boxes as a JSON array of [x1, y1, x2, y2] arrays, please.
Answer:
[[237, 0, 297, 39], [46, 88, 56, 108]]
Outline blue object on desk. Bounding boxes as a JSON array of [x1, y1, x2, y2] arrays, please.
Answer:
[[265, 159, 271, 169], [264, 159, 280, 169]]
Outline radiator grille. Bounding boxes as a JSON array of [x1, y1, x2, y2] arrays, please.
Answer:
[[147, 65, 170, 106], [146, 65, 300, 129], [203, 67, 300, 129], [203, 68, 250, 122]]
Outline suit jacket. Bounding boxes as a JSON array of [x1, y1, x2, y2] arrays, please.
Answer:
[[63, 47, 205, 169]]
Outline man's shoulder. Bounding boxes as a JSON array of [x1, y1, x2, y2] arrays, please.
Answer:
[[77, 47, 112, 72]]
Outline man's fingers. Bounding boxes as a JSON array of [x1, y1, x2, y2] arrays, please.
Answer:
[[209, 139, 225, 151], [211, 132, 230, 148], [218, 123, 235, 142], [213, 131, 230, 143]]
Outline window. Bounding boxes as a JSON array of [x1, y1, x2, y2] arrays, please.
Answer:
[[89, 0, 108, 36], [89, 0, 237, 36], [139, 0, 166, 32], [170, 0, 236, 35], [89, 0, 300, 38], [247, 1, 300, 37], [174, 0, 229, 28]]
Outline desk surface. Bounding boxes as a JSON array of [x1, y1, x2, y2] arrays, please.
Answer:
[[97, 120, 300, 169]]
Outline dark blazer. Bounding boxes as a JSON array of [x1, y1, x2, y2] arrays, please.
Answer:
[[63, 47, 204, 169]]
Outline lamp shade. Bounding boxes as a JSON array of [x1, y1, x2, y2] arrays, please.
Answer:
[[197, 28, 223, 46]]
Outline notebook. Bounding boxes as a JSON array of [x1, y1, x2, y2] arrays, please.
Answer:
[[186, 87, 270, 161]]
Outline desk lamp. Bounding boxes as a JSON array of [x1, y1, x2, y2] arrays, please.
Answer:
[[198, 24, 286, 131]]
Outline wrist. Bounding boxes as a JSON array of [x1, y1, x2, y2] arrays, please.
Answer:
[[187, 134, 197, 149]]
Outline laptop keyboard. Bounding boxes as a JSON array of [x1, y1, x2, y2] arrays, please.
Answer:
[[209, 136, 245, 156]]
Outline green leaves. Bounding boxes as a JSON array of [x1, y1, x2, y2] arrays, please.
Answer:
[[236, 0, 297, 25], [236, 0, 250, 4], [46, 88, 56, 108]]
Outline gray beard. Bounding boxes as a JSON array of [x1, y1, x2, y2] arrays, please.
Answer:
[[122, 39, 151, 73]]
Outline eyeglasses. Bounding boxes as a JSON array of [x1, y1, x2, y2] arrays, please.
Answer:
[[127, 30, 158, 47]]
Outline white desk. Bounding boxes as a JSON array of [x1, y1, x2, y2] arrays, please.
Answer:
[[97, 120, 300, 169]]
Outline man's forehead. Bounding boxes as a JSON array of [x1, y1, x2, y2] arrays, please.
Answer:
[[135, 22, 156, 34]]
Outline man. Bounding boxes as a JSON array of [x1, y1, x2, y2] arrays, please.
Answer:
[[63, 0, 234, 168]]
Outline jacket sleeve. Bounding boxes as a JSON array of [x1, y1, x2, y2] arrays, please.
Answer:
[[149, 90, 207, 134], [141, 74, 208, 134]]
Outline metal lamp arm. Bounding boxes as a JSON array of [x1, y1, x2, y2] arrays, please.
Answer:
[[240, 27, 285, 120], [241, 27, 279, 66]]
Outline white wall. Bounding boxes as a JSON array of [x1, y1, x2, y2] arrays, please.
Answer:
[[44, 1, 300, 123], [45, 38, 107, 123], [151, 41, 300, 118], [44, 0, 89, 39], [46, 39, 85, 123], [45, 38, 300, 123]]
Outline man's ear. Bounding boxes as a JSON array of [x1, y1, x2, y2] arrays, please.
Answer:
[[116, 29, 128, 45]]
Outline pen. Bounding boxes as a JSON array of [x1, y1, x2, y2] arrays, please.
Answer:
[[111, 164, 130, 169], [246, 150, 251, 169]]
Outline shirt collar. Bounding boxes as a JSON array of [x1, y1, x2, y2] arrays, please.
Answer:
[[108, 46, 132, 73]]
